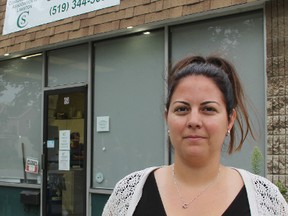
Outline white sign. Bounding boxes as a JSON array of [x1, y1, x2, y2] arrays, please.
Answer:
[[59, 130, 70, 150], [25, 157, 39, 174], [3, 0, 120, 35], [97, 116, 110, 132], [47, 140, 55, 148], [59, 150, 70, 170]]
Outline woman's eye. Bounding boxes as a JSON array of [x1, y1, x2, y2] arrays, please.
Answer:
[[203, 106, 217, 113], [174, 107, 189, 113]]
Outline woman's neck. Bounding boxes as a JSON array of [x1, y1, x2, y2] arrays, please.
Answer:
[[172, 159, 221, 187]]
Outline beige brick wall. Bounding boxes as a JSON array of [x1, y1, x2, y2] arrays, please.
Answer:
[[266, 0, 288, 187], [0, 0, 260, 56]]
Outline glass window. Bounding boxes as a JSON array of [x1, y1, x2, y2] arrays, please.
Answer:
[[170, 11, 265, 174], [0, 56, 43, 184], [47, 44, 88, 87], [93, 30, 165, 189]]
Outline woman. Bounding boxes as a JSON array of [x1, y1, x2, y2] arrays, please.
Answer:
[[102, 55, 288, 215]]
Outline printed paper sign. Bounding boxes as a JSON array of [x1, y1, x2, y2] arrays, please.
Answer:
[[25, 157, 39, 174], [59, 150, 70, 170], [59, 130, 70, 150], [3, 0, 120, 35], [47, 140, 55, 148], [97, 116, 110, 132]]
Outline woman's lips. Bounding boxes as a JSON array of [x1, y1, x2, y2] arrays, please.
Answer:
[[183, 135, 206, 141]]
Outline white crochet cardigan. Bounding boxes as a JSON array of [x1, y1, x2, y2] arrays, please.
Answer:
[[102, 166, 288, 216]]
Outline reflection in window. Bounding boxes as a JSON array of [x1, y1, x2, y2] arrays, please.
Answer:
[[47, 44, 88, 87], [0, 56, 43, 184], [93, 30, 165, 189], [170, 11, 265, 173]]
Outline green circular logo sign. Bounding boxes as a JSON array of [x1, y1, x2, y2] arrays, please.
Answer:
[[17, 11, 29, 28]]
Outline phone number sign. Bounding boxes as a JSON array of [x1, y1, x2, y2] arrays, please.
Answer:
[[3, 0, 120, 35]]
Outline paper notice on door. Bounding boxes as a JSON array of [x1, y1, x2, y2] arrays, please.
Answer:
[[59, 130, 70, 150], [47, 140, 55, 148], [59, 150, 70, 171], [25, 157, 39, 174]]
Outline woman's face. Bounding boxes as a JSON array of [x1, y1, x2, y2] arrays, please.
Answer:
[[166, 75, 236, 163]]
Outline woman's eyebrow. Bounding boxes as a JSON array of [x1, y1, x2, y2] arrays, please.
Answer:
[[172, 101, 220, 106], [201, 101, 220, 106], [172, 101, 190, 106]]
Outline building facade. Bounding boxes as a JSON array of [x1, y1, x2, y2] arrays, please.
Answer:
[[0, 0, 287, 215]]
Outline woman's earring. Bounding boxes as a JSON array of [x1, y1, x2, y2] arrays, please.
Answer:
[[168, 129, 170, 136], [226, 129, 230, 136]]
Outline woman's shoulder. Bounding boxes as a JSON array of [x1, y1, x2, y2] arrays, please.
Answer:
[[233, 168, 279, 194], [234, 168, 278, 189], [102, 166, 160, 216], [114, 166, 159, 190], [234, 168, 288, 215]]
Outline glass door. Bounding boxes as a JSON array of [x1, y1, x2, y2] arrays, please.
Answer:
[[43, 87, 87, 216]]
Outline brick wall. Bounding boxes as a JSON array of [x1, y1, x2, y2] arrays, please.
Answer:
[[266, 0, 288, 187], [0, 0, 260, 56]]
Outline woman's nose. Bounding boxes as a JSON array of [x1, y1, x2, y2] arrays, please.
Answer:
[[187, 110, 202, 129]]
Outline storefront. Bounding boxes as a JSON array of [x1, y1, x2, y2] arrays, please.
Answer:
[[0, 0, 286, 215]]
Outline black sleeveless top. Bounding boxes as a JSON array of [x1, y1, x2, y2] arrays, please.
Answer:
[[134, 171, 251, 216]]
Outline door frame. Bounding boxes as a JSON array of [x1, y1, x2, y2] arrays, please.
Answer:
[[42, 85, 88, 216]]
